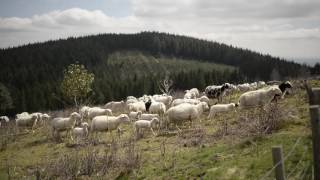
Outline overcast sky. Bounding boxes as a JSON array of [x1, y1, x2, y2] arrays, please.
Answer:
[[0, 0, 319, 64]]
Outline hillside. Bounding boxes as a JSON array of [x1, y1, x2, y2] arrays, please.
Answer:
[[0, 32, 305, 114], [0, 80, 316, 179]]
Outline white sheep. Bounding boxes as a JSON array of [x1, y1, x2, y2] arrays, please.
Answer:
[[238, 86, 282, 109], [134, 117, 160, 137], [149, 101, 166, 115], [126, 96, 138, 105], [171, 98, 200, 107], [165, 102, 209, 130], [50, 112, 81, 140], [129, 111, 142, 121], [237, 83, 252, 92], [197, 96, 210, 104], [15, 112, 39, 130], [91, 114, 130, 139], [104, 101, 127, 113], [207, 103, 237, 119], [152, 95, 173, 107], [72, 122, 89, 143], [87, 107, 113, 120], [184, 88, 199, 99], [128, 101, 146, 112]]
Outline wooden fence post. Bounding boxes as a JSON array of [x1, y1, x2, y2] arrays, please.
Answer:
[[309, 105, 320, 180], [272, 146, 286, 180]]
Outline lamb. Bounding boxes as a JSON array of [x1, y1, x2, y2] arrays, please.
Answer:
[[134, 117, 160, 136], [165, 102, 209, 130], [72, 122, 89, 143], [104, 100, 126, 113], [129, 111, 142, 121], [238, 86, 282, 109], [171, 98, 200, 107], [128, 101, 146, 112], [207, 103, 237, 119], [15, 112, 39, 130], [50, 112, 81, 140], [184, 88, 200, 99], [90, 114, 130, 139], [87, 107, 113, 120]]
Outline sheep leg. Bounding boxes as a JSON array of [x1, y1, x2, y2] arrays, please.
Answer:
[[150, 127, 156, 136]]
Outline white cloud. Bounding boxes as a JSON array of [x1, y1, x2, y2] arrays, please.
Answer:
[[0, 1, 320, 60]]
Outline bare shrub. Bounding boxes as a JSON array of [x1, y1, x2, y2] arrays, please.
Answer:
[[177, 127, 206, 147], [213, 102, 286, 140]]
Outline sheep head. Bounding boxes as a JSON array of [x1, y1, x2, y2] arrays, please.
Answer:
[[269, 87, 282, 96], [151, 117, 160, 127], [70, 112, 81, 123], [201, 102, 210, 112], [119, 114, 130, 123]]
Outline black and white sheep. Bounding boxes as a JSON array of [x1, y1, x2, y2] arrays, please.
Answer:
[[205, 83, 232, 102]]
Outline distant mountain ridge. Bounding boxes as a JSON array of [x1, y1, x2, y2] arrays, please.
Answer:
[[0, 32, 305, 114]]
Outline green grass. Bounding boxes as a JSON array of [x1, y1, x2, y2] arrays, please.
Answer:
[[0, 80, 317, 179]]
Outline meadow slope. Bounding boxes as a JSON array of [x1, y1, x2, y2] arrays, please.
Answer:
[[0, 80, 318, 179]]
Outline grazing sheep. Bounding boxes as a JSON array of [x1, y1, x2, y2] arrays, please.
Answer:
[[72, 122, 89, 143], [207, 103, 237, 119], [128, 101, 146, 112], [237, 83, 252, 92], [104, 101, 126, 113], [205, 83, 232, 102], [198, 96, 210, 104], [278, 81, 293, 98], [51, 112, 81, 140], [91, 114, 130, 139], [148, 101, 166, 115], [153, 95, 173, 107], [257, 81, 266, 88], [129, 111, 142, 121], [184, 88, 200, 99], [165, 102, 209, 130], [134, 117, 160, 136], [238, 87, 282, 109], [171, 98, 201, 107], [126, 96, 138, 105], [87, 107, 113, 120], [15, 113, 39, 130]]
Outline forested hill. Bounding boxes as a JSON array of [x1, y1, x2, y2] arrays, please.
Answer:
[[0, 32, 304, 114]]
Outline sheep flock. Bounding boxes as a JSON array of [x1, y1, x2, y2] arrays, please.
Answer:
[[0, 80, 294, 142]]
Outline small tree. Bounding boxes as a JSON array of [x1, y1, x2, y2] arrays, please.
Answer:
[[158, 74, 173, 95], [61, 63, 94, 106]]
